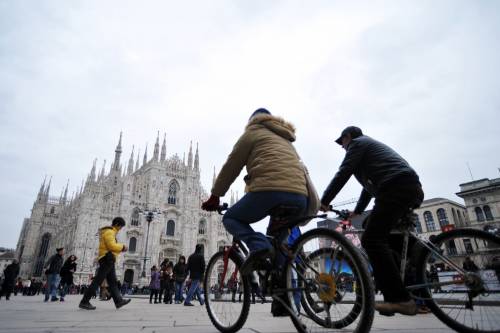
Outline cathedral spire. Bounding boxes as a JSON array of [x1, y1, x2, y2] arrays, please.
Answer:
[[99, 160, 107, 180], [45, 176, 52, 196], [128, 146, 135, 175], [160, 133, 167, 162], [194, 142, 199, 172], [143, 144, 148, 166], [187, 141, 193, 169], [62, 179, 69, 204], [153, 131, 160, 162], [135, 149, 140, 171], [113, 132, 123, 171], [88, 158, 97, 182], [38, 175, 47, 197]]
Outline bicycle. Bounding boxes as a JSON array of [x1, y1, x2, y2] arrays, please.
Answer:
[[324, 207, 500, 333], [204, 203, 375, 333]]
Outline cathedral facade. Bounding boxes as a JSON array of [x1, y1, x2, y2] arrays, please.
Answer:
[[15, 133, 231, 286]]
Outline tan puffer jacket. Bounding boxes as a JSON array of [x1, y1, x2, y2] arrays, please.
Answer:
[[212, 114, 307, 197]]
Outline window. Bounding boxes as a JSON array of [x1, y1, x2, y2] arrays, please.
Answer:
[[166, 220, 175, 236], [129, 237, 137, 253], [446, 240, 457, 256], [483, 205, 494, 221], [131, 208, 140, 226], [436, 208, 449, 227], [424, 211, 436, 232], [198, 219, 206, 235], [463, 239, 474, 254], [475, 207, 485, 222], [168, 181, 178, 205], [50, 207, 55, 214], [34, 233, 51, 276], [413, 214, 422, 233]]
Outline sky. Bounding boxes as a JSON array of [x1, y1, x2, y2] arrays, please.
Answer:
[[1, 0, 499, 249]]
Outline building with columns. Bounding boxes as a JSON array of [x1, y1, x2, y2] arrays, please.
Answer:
[[15, 133, 231, 286]]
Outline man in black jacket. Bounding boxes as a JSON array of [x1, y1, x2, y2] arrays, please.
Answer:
[[0, 260, 20, 300], [44, 248, 64, 302], [184, 244, 205, 306], [320, 126, 424, 316]]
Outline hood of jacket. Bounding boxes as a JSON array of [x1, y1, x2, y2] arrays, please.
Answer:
[[246, 114, 296, 142]]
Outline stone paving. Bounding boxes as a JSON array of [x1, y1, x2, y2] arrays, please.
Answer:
[[0, 295, 454, 333]]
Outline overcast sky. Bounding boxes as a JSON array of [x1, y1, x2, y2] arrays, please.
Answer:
[[1, 1, 499, 249]]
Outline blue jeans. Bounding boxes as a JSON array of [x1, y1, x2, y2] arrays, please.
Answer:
[[44, 274, 60, 301], [175, 281, 184, 302], [223, 191, 307, 252], [184, 280, 204, 305]]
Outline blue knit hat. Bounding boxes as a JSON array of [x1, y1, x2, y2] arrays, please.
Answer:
[[249, 108, 271, 120]]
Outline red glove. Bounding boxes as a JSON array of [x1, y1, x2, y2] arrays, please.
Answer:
[[202, 194, 220, 211]]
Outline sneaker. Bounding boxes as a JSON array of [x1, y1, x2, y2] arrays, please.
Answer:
[[115, 299, 131, 309], [184, 302, 195, 306], [79, 302, 96, 310], [375, 300, 417, 316], [50, 297, 59, 302], [60, 298, 65, 302], [240, 248, 274, 275]]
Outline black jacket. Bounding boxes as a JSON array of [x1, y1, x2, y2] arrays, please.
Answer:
[[322, 135, 420, 214], [186, 253, 205, 281], [3, 263, 20, 285], [45, 254, 64, 275], [173, 262, 187, 282], [60, 261, 77, 285]]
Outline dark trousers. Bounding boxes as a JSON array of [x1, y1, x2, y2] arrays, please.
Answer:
[[164, 282, 173, 303], [150, 289, 159, 303], [81, 256, 122, 305], [361, 182, 423, 303], [0, 283, 13, 300]]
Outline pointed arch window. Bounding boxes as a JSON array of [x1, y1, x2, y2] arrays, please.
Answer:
[[34, 233, 51, 276], [475, 207, 485, 222], [129, 237, 137, 253], [198, 219, 206, 235], [424, 211, 436, 232], [168, 181, 178, 205], [131, 208, 140, 226], [436, 208, 449, 227], [166, 220, 175, 236], [483, 205, 494, 221]]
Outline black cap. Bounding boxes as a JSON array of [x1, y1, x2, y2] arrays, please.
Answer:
[[249, 108, 271, 120], [56, 247, 64, 252], [335, 126, 363, 145]]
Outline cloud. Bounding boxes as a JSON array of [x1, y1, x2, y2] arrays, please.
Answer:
[[1, 1, 499, 248]]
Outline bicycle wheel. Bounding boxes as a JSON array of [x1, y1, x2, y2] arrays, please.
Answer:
[[284, 228, 374, 333], [416, 228, 500, 333], [204, 250, 251, 333]]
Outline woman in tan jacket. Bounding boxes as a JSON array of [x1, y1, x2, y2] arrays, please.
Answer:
[[202, 108, 307, 274]]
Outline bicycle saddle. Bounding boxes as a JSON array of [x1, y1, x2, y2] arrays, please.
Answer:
[[266, 204, 302, 235]]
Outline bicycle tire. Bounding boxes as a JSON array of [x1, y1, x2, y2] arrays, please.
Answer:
[[204, 250, 251, 333], [285, 228, 375, 333], [415, 228, 500, 333]]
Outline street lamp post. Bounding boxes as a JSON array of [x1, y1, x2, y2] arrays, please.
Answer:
[[140, 208, 161, 278]]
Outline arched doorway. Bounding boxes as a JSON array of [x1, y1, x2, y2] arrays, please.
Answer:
[[34, 233, 51, 277], [124, 269, 134, 285]]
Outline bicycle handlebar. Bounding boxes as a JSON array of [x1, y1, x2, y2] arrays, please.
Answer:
[[217, 203, 229, 215]]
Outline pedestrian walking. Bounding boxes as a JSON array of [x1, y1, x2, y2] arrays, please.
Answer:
[[79, 217, 131, 310], [184, 244, 205, 306], [173, 256, 187, 304], [0, 260, 20, 301], [149, 266, 160, 304], [44, 248, 64, 302], [59, 255, 77, 302]]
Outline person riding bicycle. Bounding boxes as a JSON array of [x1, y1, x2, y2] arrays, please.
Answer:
[[201, 108, 308, 275], [320, 126, 424, 316]]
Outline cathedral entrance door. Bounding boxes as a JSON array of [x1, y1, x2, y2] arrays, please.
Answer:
[[124, 269, 134, 285]]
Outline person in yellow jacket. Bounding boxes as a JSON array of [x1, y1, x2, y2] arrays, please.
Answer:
[[79, 217, 131, 310], [202, 108, 308, 274]]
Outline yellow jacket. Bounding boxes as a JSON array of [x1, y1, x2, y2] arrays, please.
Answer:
[[212, 114, 307, 197], [98, 226, 124, 260]]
